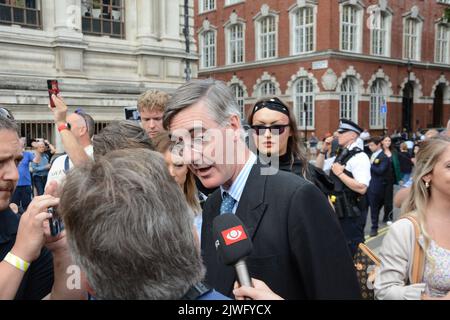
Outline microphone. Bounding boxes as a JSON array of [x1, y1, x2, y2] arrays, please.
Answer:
[[212, 214, 253, 289]]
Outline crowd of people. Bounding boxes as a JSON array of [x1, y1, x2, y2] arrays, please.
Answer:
[[0, 78, 449, 300]]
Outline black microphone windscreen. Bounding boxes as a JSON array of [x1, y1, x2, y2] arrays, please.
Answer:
[[212, 214, 252, 266]]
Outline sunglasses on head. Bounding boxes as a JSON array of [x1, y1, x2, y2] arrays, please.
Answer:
[[0, 107, 14, 121], [251, 124, 289, 136]]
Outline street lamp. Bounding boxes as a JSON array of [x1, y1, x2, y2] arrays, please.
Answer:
[[405, 60, 414, 134], [183, 0, 191, 82], [407, 60, 413, 82], [304, 102, 308, 148]]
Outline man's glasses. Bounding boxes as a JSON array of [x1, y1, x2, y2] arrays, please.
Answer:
[[251, 124, 289, 136]]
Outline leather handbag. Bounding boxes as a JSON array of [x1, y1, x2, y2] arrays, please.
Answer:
[[354, 215, 424, 300], [354, 243, 380, 300]]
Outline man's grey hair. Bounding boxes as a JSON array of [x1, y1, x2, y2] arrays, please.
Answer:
[[163, 78, 241, 129], [59, 148, 205, 299], [0, 116, 18, 133], [93, 120, 154, 158]]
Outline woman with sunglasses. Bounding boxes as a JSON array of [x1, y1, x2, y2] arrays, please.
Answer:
[[247, 97, 333, 195]]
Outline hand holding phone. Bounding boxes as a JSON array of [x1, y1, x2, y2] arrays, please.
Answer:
[[48, 207, 64, 237], [47, 80, 60, 108]]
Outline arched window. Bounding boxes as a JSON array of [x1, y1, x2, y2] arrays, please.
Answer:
[[340, 77, 358, 122], [435, 23, 450, 64], [228, 23, 244, 64], [230, 84, 245, 119], [294, 78, 314, 128], [293, 6, 314, 54], [370, 80, 387, 128], [403, 17, 421, 60], [199, 0, 215, 13], [201, 30, 216, 68], [257, 16, 276, 59], [340, 4, 362, 53], [370, 10, 391, 56], [259, 81, 276, 97]]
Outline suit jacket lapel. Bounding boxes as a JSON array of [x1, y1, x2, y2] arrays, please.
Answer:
[[235, 163, 268, 240]]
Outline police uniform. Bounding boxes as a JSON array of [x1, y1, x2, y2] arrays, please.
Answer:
[[325, 119, 371, 256]]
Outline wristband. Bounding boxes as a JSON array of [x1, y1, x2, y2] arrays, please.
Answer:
[[3, 252, 30, 272], [58, 122, 71, 132], [320, 150, 327, 155]]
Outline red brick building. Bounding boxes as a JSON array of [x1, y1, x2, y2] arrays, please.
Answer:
[[194, 0, 450, 138]]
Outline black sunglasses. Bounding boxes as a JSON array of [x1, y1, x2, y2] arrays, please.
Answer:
[[251, 124, 289, 136]]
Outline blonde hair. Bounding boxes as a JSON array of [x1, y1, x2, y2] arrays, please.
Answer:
[[153, 132, 201, 214], [137, 90, 170, 113], [401, 136, 450, 249]]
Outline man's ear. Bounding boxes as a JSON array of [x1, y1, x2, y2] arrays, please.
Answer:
[[229, 114, 242, 142], [79, 126, 88, 137]]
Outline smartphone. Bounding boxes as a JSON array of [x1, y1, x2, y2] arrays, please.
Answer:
[[48, 207, 64, 236], [47, 80, 60, 108]]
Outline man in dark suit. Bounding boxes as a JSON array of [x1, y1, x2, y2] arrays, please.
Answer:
[[367, 137, 390, 237], [163, 79, 361, 300]]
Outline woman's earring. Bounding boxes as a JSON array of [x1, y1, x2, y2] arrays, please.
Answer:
[[425, 181, 430, 189]]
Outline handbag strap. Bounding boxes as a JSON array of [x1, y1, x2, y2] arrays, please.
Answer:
[[402, 215, 425, 284]]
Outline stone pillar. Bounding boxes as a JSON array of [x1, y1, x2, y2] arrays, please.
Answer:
[[125, 0, 137, 41], [136, 0, 152, 39], [165, 0, 180, 39], [52, 0, 86, 77]]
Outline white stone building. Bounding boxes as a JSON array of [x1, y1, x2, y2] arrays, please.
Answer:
[[0, 0, 197, 150]]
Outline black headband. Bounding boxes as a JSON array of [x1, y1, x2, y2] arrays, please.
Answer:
[[251, 98, 290, 117]]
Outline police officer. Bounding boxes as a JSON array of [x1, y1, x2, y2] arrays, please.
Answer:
[[316, 119, 371, 256]]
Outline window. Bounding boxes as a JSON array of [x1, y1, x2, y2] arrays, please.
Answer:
[[258, 16, 276, 59], [82, 0, 125, 39], [228, 24, 244, 64], [259, 81, 276, 97], [435, 24, 450, 64], [370, 11, 390, 56], [403, 18, 420, 60], [293, 6, 314, 54], [340, 77, 358, 123], [94, 121, 112, 135], [370, 80, 387, 128], [230, 84, 245, 119], [201, 30, 216, 68], [0, 0, 41, 29], [18, 120, 54, 144], [294, 78, 314, 128], [200, 0, 215, 13], [341, 5, 360, 52], [225, 0, 242, 5]]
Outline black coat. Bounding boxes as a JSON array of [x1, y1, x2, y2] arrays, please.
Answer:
[[278, 153, 334, 196], [201, 163, 362, 300], [368, 151, 390, 195]]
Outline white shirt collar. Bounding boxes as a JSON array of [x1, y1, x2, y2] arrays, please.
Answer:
[[220, 152, 257, 204]]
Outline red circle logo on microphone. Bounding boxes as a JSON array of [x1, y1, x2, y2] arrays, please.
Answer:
[[221, 225, 248, 245]]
